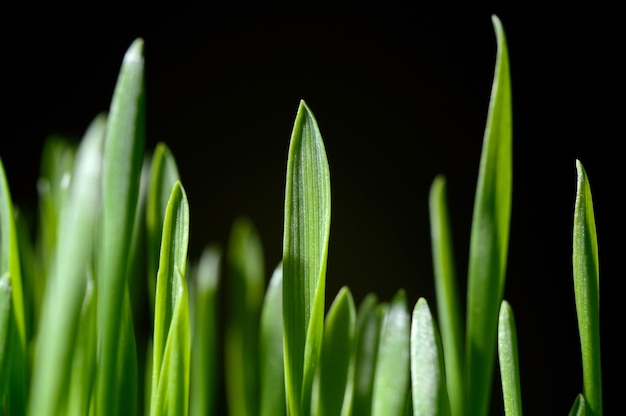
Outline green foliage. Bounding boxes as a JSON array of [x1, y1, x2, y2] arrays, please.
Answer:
[[0, 13, 603, 416]]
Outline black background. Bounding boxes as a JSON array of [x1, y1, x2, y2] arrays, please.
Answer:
[[1, 4, 619, 415]]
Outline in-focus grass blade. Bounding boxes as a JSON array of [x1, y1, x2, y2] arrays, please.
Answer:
[[96, 37, 146, 415], [225, 216, 265, 416], [428, 175, 463, 416], [569, 394, 588, 416], [372, 289, 410, 416], [28, 113, 106, 416], [352, 293, 381, 416], [190, 244, 222, 416], [259, 262, 286, 416], [464, 14, 512, 416], [497, 300, 522, 416], [410, 297, 450, 416], [151, 181, 191, 416], [315, 286, 356, 416], [283, 100, 331, 416], [573, 160, 602, 416]]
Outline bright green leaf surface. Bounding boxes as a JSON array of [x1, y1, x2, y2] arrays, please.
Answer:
[[569, 394, 588, 416], [465, 15, 512, 416], [573, 160, 602, 416], [411, 297, 450, 416], [352, 293, 381, 416], [283, 100, 331, 416], [497, 300, 522, 416], [259, 262, 286, 416]]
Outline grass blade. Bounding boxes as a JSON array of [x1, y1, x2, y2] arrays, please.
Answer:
[[283, 100, 331, 416], [464, 15, 512, 416], [573, 160, 602, 416], [225, 216, 265, 416], [428, 175, 463, 416], [259, 262, 286, 416], [410, 297, 450, 416], [150, 181, 191, 415], [497, 300, 522, 416], [190, 245, 222, 416], [96, 37, 146, 415], [352, 293, 381, 416], [315, 286, 356, 416], [372, 289, 410, 416], [0, 273, 10, 398], [569, 394, 588, 416]]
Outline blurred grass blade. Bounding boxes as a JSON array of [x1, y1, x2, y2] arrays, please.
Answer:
[[96, 37, 146, 415], [115, 291, 139, 416], [0, 273, 10, 396], [569, 394, 588, 416], [225, 216, 265, 416], [150, 181, 190, 416], [190, 244, 222, 416], [28, 113, 106, 416], [465, 15, 512, 416], [352, 293, 381, 416], [573, 160, 602, 416], [147, 143, 181, 316], [315, 286, 356, 416], [372, 289, 410, 416], [410, 297, 450, 416], [428, 175, 463, 416], [259, 262, 286, 416], [283, 100, 331, 416], [497, 300, 522, 416]]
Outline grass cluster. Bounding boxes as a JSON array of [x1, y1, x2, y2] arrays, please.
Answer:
[[0, 15, 602, 416]]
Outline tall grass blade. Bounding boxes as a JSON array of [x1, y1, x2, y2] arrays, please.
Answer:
[[190, 245, 222, 416], [464, 14, 512, 416], [497, 300, 522, 416], [0, 273, 10, 399], [352, 293, 381, 416], [573, 160, 602, 416], [410, 297, 450, 416], [27, 113, 106, 416], [150, 181, 191, 415], [372, 289, 410, 416], [225, 216, 265, 416], [283, 100, 331, 416], [428, 175, 463, 416], [259, 263, 286, 416], [96, 37, 145, 415], [315, 286, 356, 416]]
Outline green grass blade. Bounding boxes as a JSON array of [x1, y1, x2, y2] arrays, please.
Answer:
[[146, 143, 181, 316], [190, 244, 222, 416], [283, 100, 331, 416], [372, 290, 410, 416], [225, 216, 265, 416], [352, 293, 381, 416], [569, 394, 588, 416], [428, 175, 463, 416], [464, 15, 512, 416], [573, 160, 602, 416], [259, 262, 286, 416], [410, 297, 450, 416], [315, 286, 356, 416], [0, 273, 10, 399], [96, 37, 145, 415], [150, 181, 191, 415], [497, 300, 522, 416], [27, 113, 106, 416]]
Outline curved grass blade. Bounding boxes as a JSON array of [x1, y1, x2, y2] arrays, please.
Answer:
[[190, 244, 222, 416], [569, 394, 588, 416], [225, 216, 265, 416], [428, 175, 463, 416], [27, 113, 106, 416], [96, 37, 146, 415], [146, 143, 181, 316], [497, 300, 522, 416], [464, 15, 512, 416], [283, 100, 331, 416], [573, 160, 602, 416], [259, 262, 286, 416], [315, 286, 356, 416], [410, 297, 450, 416], [150, 181, 190, 416], [372, 289, 410, 416], [352, 293, 381, 416]]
